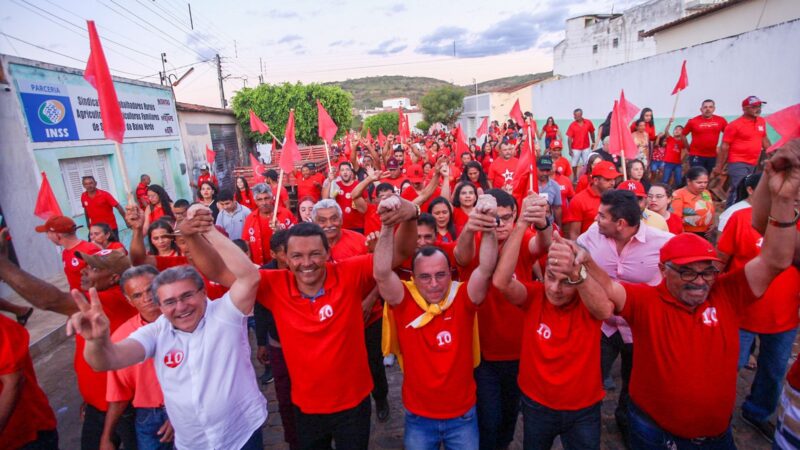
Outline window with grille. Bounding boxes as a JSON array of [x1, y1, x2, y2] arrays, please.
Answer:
[[592, 44, 598, 54], [157, 149, 177, 200], [613, 38, 619, 48], [58, 155, 116, 216]]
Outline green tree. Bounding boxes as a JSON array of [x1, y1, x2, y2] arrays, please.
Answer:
[[363, 112, 399, 137], [420, 86, 464, 126], [414, 119, 430, 133], [231, 83, 353, 145]]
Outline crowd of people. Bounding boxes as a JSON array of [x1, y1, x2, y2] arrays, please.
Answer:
[[1, 95, 799, 450]]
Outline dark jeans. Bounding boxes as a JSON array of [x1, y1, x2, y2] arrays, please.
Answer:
[[270, 344, 299, 449], [689, 156, 717, 173], [294, 395, 371, 450], [474, 359, 520, 450], [601, 332, 633, 430], [82, 403, 137, 450], [365, 319, 388, 404], [240, 426, 264, 450], [662, 163, 683, 187], [135, 407, 171, 450], [726, 162, 756, 207], [738, 328, 799, 422], [404, 405, 479, 450], [19, 430, 59, 450], [521, 395, 601, 450], [628, 401, 735, 449]]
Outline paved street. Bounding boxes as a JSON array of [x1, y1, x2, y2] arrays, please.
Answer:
[[35, 328, 782, 449]]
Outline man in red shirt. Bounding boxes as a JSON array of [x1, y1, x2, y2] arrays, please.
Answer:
[[381, 157, 408, 194], [563, 161, 620, 239], [194, 164, 218, 188], [0, 314, 58, 449], [81, 175, 125, 238], [682, 99, 728, 173], [0, 245, 137, 449], [35, 215, 101, 291], [374, 194, 498, 450], [716, 95, 772, 206], [188, 197, 419, 449], [136, 174, 151, 209], [295, 163, 325, 202], [566, 108, 596, 178], [566, 152, 800, 445], [323, 162, 368, 231], [242, 183, 296, 266], [549, 140, 573, 179], [487, 142, 518, 189]]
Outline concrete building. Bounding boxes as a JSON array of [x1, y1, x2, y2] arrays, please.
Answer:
[[0, 54, 190, 283], [175, 102, 250, 194], [553, 0, 724, 76], [459, 80, 540, 138], [382, 97, 411, 109], [643, 0, 800, 53]]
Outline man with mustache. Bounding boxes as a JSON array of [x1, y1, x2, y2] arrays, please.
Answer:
[[558, 143, 800, 447]]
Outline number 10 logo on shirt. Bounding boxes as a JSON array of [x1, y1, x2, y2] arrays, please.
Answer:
[[164, 349, 185, 368]]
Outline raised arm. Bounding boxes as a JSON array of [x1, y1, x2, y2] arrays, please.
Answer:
[[413, 165, 442, 207], [321, 168, 337, 199], [125, 205, 156, 266], [202, 223, 260, 314], [378, 196, 419, 268], [467, 195, 498, 305], [491, 220, 529, 306], [178, 206, 236, 287], [549, 234, 614, 320], [744, 145, 800, 296], [351, 167, 380, 214], [520, 194, 552, 258], [373, 223, 404, 306]]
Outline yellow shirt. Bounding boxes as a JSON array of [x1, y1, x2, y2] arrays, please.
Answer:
[[642, 208, 670, 232]]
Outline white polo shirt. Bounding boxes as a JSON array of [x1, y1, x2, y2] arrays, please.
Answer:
[[129, 293, 267, 449]]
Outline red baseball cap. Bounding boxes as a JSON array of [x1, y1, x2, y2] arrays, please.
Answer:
[[618, 180, 646, 197], [386, 158, 400, 170], [592, 161, 622, 180], [35, 215, 80, 233], [742, 96, 767, 107], [407, 164, 424, 183], [660, 233, 721, 265], [550, 140, 563, 149]]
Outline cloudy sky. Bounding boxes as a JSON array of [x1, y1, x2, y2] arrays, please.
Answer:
[[1, 0, 643, 107]]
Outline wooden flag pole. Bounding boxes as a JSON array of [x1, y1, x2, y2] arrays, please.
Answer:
[[113, 142, 134, 203], [271, 169, 284, 225], [620, 152, 628, 181], [323, 141, 333, 173], [670, 90, 681, 121]]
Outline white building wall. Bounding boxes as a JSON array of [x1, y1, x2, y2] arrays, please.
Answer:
[[458, 93, 491, 139], [382, 97, 411, 108], [533, 20, 800, 138]]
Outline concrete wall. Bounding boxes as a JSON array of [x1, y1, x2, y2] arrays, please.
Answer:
[[655, 0, 800, 53], [532, 19, 800, 143], [177, 109, 246, 184], [459, 93, 491, 138]]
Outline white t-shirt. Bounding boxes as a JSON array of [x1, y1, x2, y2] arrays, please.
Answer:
[[129, 293, 267, 449], [717, 200, 751, 232]]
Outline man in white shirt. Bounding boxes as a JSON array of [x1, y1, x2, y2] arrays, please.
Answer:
[[67, 205, 266, 450]]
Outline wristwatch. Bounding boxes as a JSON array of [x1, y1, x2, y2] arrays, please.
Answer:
[[768, 209, 800, 228], [565, 264, 588, 285], [534, 217, 552, 231]]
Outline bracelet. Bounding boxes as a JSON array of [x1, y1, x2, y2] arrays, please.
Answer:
[[413, 204, 421, 219], [768, 209, 800, 228], [534, 217, 552, 231]]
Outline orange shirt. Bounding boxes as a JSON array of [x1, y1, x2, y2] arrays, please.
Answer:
[[256, 256, 375, 413], [722, 116, 767, 165], [671, 188, 715, 233], [518, 283, 603, 410], [63, 240, 101, 291], [391, 284, 477, 419], [107, 314, 165, 408], [717, 208, 800, 333], [564, 187, 601, 233], [0, 316, 57, 448], [488, 157, 518, 188], [620, 270, 755, 438]]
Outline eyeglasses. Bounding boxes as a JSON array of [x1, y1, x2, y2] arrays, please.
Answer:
[[161, 288, 203, 308], [416, 272, 449, 284], [496, 213, 515, 224], [665, 263, 720, 282]]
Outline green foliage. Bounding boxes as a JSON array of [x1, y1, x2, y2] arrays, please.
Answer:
[[415, 119, 430, 133], [363, 112, 399, 136], [324, 76, 453, 110], [420, 86, 464, 126], [231, 83, 353, 145], [350, 114, 363, 131], [473, 71, 553, 94]]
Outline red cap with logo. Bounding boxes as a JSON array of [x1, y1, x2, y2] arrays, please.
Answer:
[[742, 96, 767, 107], [407, 164, 425, 183], [618, 180, 646, 197], [35, 216, 80, 233], [660, 233, 721, 265], [592, 161, 622, 180], [550, 140, 563, 149]]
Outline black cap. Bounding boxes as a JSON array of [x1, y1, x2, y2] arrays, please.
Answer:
[[537, 155, 554, 170]]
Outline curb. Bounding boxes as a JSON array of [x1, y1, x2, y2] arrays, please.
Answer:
[[30, 323, 69, 360]]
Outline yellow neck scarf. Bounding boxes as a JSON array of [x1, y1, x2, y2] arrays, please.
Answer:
[[402, 279, 461, 329]]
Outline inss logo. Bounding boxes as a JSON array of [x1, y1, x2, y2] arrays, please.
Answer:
[[38, 99, 66, 125]]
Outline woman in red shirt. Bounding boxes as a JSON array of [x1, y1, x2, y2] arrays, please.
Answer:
[[459, 161, 490, 194], [575, 154, 604, 193], [143, 184, 174, 231], [630, 107, 657, 142], [647, 183, 683, 234], [538, 116, 562, 150], [428, 196, 457, 243], [297, 196, 315, 223], [235, 176, 256, 211], [451, 182, 477, 234], [147, 220, 181, 256], [88, 223, 128, 254]]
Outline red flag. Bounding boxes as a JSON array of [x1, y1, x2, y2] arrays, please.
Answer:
[[607, 100, 639, 160], [509, 99, 525, 128], [344, 132, 353, 158], [84, 21, 124, 143], [671, 60, 689, 95], [249, 109, 270, 134], [250, 153, 265, 184], [511, 138, 539, 198], [766, 103, 800, 152], [34, 172, 62, 220], [205, 144, 215, 166], [316, 100, 338, 144], [475, 117, 488, 138], [618, 90, 640, 125], [454, 124, 470, 159], [366, 128, 373, 144], [280, 110, 302, 173], [377, 128, 386, 147]]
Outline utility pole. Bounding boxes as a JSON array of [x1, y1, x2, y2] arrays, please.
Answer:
[[160, 52, 167, 85], [188, 3, 194, 29], [215, 54, 226, 108], [259, 57, 264, 84]]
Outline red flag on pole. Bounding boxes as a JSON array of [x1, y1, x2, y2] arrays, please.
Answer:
[[476, 117, 488, 138], [671, 60, 689, 95], [377, 128, 386, 147], [205, 144, 215, 166], [454, 124, 470, 158], [397, 108, 405, 137], [34, 172, 63, 220], [766, 103, 800, 152], [366, 128, 374, 144], [607, 101, 639, 159], [317, 100, 338, 144], [250, 153, 265, 184], [618, 90, 640, 125], [509, 100, 525, 128], [280, 110, 302, 173], [249, 109, 270, 134], [84, 21, 125, 143], [511, 138, 538, 198]]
